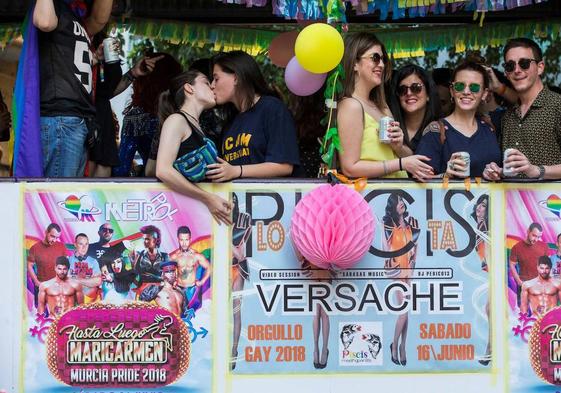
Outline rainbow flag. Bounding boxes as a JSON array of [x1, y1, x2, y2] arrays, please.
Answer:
[[11, 5, 43, 177]]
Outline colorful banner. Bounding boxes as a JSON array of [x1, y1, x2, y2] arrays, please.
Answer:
[[506, 187, 561, 391], [22, 185, 213, 392], [229, 184, 493, 374]]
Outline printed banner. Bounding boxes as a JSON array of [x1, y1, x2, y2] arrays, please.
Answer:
[[229, 184, 492, 374], [22, 185, 213, 392], [506, 187, 561, 391]]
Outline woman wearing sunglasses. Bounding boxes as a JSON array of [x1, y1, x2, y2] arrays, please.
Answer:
[[389, 64, 440, 153], [416, 61, 501, 178], [337, 33, 434, 180]]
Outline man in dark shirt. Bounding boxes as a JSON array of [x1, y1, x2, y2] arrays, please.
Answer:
[[484, 38, 561, 181], [87, 222, 125, 261], [33, 0, 113, 177]]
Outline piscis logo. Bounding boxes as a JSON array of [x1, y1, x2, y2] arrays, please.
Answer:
[[58, 195, 101, 222], [338, 322, 383, 366], [539, 195, 561, 219]]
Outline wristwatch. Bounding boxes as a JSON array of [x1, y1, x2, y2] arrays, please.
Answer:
[[538, 165, 546, 180]]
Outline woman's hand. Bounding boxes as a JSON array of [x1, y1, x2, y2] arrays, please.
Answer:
[[203, 193, 233, 225], [402, 155, 435, 182], [387, 121, 404, 151], [446, 152, 469, 178], [483, 162, 503, 181], [206, 158, 241, 182]]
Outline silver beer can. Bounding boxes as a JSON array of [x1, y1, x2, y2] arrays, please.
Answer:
[[503, 148, 517, 177], [456, 151, 471, 177], [379, 116, 393, 144], [103, 37, 120, 64]]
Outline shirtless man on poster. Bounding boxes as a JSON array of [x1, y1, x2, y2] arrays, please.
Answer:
[[140, 260, 186, 317], [521, 256, 561, 316], [170, 226, 211, 302], [37, 256, 84, 317]]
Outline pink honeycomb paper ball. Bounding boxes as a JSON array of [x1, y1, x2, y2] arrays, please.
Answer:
[[290, 184, 375, 269]]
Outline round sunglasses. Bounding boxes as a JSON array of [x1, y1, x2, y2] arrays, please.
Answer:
[[452, 81, 481, 94], [503, 58, 538, 73], [359, 52, 385, 65], [397, 83, 424, 96]]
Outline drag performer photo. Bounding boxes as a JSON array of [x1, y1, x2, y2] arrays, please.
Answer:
[[383, 193, 420, 366], [471, 194, 492, 366], [231, 193, 251, 370]]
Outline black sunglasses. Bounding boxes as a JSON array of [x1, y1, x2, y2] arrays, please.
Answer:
[[452, 82, 481, 94], [101, 228, 114, 233], [359, 52, 385, 65], [503, 58, 538, 73], [397, 83, 424, 96]]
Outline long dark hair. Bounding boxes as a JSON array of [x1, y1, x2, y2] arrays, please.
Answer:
[[383, 193, 408, 228], [157, 70, 201, 129], [389, 64, 440, 149], [129, 53, 182, 116], [471, 194, 489, 226], [212, 51, 277, 125], [341, 32, 392, 114]]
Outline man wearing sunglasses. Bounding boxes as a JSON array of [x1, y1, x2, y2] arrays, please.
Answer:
[[484, 38, 561, 181], [87, 223, 125, 262]]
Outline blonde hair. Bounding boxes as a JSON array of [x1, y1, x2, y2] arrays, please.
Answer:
[[341, 32, 392, 115]]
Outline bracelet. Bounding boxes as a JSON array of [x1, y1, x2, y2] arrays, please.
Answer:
[[124, 70, 136, 82], [382, 160, 388, 175], [399, 157, 403, 171], [239, 165, 243, 179]]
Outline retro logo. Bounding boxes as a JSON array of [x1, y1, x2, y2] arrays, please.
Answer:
[[45, 303, 190, 387], [57, 195, 101, 222]]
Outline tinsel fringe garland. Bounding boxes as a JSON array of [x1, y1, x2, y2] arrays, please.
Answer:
[[218, 0, 550, 22]]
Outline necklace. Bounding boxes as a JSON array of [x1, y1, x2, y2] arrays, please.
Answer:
[[181, 110, 200, 125], [180, 110, 204, 134]]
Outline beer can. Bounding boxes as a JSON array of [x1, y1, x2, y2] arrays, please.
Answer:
[[379, 116, 393, 144], [103, 37, 120, 64], [456, 151, 471, 177], [502, 148, 517, 177]]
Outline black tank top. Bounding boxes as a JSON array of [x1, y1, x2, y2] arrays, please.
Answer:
[[39, 0, 95, 117], [176, 111, 206, 158]]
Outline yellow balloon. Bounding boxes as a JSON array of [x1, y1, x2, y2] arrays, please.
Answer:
[[295, 23, 344, 74]]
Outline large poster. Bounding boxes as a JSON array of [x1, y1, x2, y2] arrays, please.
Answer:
[[506, 187, 561, 392], [22, 185, 213, 392], [229, 184, 493, 374]]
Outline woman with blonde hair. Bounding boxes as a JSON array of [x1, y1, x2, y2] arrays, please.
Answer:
[[337, 32, 434, 180]]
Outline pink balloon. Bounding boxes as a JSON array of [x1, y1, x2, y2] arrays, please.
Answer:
[[268, 31, 299, 68], [284, 56, 327, 96], [290, 184, 375, 269]]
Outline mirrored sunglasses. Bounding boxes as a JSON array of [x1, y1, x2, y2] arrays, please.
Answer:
[[452, 82, 481, 94]]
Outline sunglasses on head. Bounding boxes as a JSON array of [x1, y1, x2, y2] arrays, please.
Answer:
[[452, 82, 481, 94], [397, 83, 424, 96], [503, 58, 538, 73], [359, 52, 385, 65]]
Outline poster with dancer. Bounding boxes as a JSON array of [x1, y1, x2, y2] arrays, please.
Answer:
[[22, 185, 213, 392], [506, 187, 561, 392], [229, 184, 492, 374]]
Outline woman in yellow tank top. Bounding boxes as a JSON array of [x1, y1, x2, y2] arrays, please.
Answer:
[[337, 33, 435, 180], [383, 193, 420, 367]]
